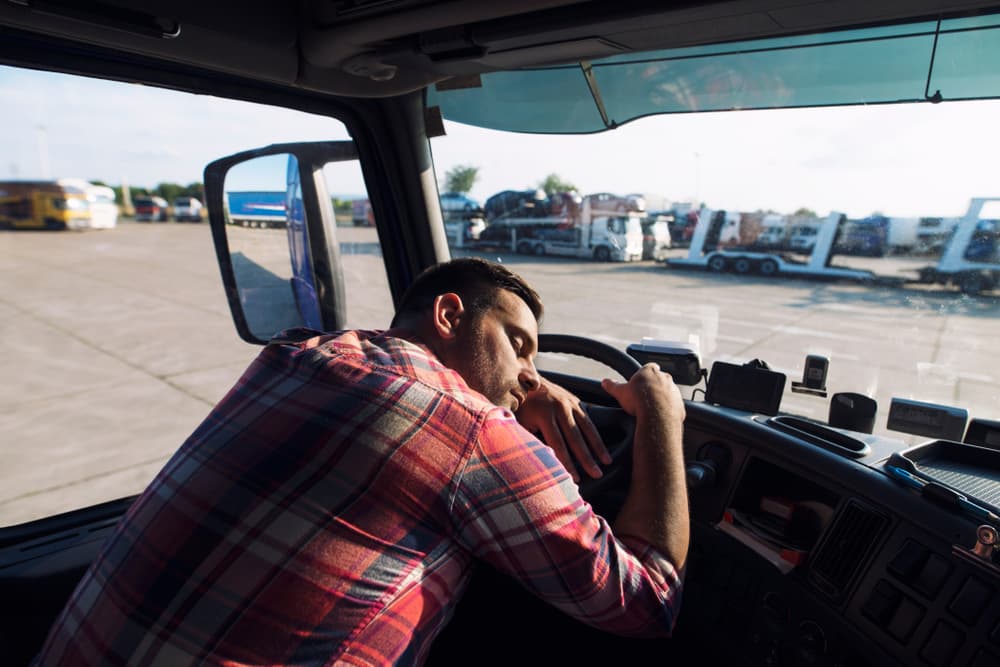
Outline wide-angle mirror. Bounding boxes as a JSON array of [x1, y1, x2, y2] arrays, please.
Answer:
[[205, 141, 361, 344], [220, 153, 319, 341]]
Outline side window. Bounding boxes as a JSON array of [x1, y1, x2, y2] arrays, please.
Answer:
[[1, 66, 393, 526]]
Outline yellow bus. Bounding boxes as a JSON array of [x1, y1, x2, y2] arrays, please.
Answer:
[[0, 180, 91, 230]]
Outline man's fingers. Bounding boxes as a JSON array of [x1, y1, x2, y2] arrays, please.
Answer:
[[577, 412, 611, 465], [537, 418, 580, 482], [566, 433, 603, 479], [554, 405, 604, 479]]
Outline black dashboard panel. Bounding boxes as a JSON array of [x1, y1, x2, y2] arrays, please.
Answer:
[[677, 401, 1000, 667]]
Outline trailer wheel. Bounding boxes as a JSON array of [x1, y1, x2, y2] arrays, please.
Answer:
[[959, 271, 990, 295], [594, 246, 611, 262], [707, 254, 727, 272], [758, 259, 779, 277], [733, 257, 752, 274], [917, 267, 938, 284]]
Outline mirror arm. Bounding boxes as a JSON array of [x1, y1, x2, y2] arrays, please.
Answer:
[[301, 161, 347, 331]]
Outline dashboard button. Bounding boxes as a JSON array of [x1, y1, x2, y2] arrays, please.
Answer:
[[950, 577, 994, 626], [969, 649, 1000, 667], [886, 595, 924, 643], [921, 621, 965, 667], [887, 540, 952, 598], [888, 540, 928, 580], [915, 553, 952, 598], [862, 580, 901, 626]]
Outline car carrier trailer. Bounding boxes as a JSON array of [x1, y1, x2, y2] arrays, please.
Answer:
[[912, 197, 1000, 294], [666, 209, 878, 281]]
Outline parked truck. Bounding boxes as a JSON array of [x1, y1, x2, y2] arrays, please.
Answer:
[[0, 180, 92, 230], [351, 198, 374, 226], [832, 215, 921, 257], [752, 213, 788, 250], [225, 190, 288, 228], [57, 179, 118, 229], [483, 198, 644, 261], [833, 216, 888, 257]]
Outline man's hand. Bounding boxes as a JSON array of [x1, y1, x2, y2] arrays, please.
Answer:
[[600, 363, 685, 424], [516, 377, 611, 482]]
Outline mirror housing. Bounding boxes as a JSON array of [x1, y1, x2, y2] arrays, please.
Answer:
[[204, 141, 359, 344]]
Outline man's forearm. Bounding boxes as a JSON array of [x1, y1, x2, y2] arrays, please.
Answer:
[[612, 406, 689, 571]]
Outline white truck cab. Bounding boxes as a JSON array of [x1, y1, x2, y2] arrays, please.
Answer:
[[537, 212, 643, 261]]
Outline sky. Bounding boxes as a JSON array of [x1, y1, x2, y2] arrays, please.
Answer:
[[5, 65, 1000, 219]]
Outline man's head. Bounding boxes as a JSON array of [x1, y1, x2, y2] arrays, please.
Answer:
[[391, 258, 543, 411]]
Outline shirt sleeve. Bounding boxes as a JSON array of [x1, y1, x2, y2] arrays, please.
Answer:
[[448, 408, 682, 637]]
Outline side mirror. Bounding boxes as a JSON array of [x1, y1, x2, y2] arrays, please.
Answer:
[[204, 141, 358, 344]]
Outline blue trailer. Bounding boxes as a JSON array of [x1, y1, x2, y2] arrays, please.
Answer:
[[226, 190, 288, 228]]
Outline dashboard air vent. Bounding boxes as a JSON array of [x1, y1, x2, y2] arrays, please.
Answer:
[[809, 500, 888, 601]]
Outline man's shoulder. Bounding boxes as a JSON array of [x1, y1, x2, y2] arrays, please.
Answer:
[[267, 327, 499, 414]]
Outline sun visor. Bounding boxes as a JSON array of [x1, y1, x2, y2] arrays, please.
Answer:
[[427, 13, 1000, 133]]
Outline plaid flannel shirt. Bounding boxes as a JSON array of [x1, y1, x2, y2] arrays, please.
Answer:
[[34, 328, 681, 666]]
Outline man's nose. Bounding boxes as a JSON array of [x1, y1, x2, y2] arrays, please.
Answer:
[[519, 359, 541, 392]]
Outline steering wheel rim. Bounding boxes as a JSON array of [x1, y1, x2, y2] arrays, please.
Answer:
[[537, 334, 641, 379], [537, 333, 639, 499]]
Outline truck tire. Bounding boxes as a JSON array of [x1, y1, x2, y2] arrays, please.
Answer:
[[533, 243, 545, 256], [958, 271, 989, 295], [516, 240, 532, 254], [758, 259, 779, 277], [707, 254, 727, 272], [594, 246, 611, 262], [733, 257, 752, 274]]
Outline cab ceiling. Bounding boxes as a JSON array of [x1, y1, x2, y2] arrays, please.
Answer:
[[2, 0, 1000, 97]]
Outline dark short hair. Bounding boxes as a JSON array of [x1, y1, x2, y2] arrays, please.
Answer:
[[391, 258, 543, 327]]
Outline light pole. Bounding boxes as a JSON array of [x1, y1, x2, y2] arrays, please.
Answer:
[[694, 151, 701, 206], [36, 125, 51, 179]]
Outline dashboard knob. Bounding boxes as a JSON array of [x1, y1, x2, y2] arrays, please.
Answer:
[[686, 460, 717, 488], [686, 442, 731, 489], [973, 524, 999, 559]]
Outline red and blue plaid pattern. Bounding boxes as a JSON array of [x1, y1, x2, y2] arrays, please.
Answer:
[[34, 329, 681, 666]]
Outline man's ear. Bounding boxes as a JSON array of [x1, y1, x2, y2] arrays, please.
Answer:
[[431, 293, 465, 341]]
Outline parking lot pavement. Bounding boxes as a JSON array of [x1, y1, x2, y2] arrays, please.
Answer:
[[1, 222, 256, 524], [2, 223, 998, 525]]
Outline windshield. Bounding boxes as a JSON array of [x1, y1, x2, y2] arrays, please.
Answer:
[[607, 217, 626, 235], [429, 98, 1000, 445]]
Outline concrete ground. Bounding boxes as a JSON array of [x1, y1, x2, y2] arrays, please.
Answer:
[[3, 221, 998, 525]]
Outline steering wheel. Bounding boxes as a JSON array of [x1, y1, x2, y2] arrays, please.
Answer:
[[537, 334, 640, 499]]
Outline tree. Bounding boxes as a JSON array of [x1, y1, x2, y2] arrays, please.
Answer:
[[183, 182, 206, 200], [443, 165, 479, 194], [154, 183, 185, 202], [793, 207, 817, 218], [539, 173, 577, 195]]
